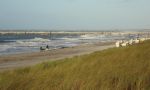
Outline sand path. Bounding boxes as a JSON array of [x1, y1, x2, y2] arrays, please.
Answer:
[[0, 42, 115, 71]]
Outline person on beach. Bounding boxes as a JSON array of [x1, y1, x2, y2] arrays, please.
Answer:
[[40, 47, 43, 51], [46, 45, 49, 49]]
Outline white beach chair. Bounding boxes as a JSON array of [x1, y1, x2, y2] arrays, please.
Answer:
[[129, 39, 133, 45], [121, 41, 128, 47], [116, 41, 121, 47], [134, 39, 140, 44], [139, 38, 146, 42]]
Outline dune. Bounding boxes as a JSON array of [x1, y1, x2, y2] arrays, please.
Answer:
[[0, 40, 150, 90]]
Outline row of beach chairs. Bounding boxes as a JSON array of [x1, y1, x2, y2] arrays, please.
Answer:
[[115, 38, 150, 47]]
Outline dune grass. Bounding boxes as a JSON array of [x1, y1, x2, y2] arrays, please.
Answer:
[[0, 41, 150, 90]]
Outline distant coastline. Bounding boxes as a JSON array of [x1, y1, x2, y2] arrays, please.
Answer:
[[0, 30, 150, 35]]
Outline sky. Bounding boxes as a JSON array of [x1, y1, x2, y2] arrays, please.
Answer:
[[0, 0, 150, 30]]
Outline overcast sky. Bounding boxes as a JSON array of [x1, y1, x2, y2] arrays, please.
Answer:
[[0, 0, 150, 30]]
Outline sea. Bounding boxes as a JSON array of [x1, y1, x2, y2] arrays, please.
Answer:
[[0, 32, 134, 55]]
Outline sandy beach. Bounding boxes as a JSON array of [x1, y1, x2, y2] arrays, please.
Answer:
[[0, 42, 115, 71]]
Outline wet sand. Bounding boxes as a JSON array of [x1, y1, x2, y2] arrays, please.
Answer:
[[0, 42, 115, 71]]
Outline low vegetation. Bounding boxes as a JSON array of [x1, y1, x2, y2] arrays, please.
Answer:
[[0, 40, 150, 90]]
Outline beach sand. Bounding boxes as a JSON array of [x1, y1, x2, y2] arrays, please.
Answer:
[[0, 42, 115, 71]]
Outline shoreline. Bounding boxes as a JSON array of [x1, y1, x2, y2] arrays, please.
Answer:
[[0, 42, 115, 71]]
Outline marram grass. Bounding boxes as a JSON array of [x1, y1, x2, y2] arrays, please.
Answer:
[[0, 41, 150, 90]]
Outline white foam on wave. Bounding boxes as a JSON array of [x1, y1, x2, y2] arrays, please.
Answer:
[[79, 34, 106, 40], [0, 44, 14, 52], [15, 37, 51, 47], [0, 37, 52, 55], [56, 37, 80, 41], [16, 37, 51, 43], [0, 35, 119, 55], [29, 37, 51, 42]]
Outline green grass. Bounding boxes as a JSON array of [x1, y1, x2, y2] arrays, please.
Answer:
[[0, 41, 150, 90]]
